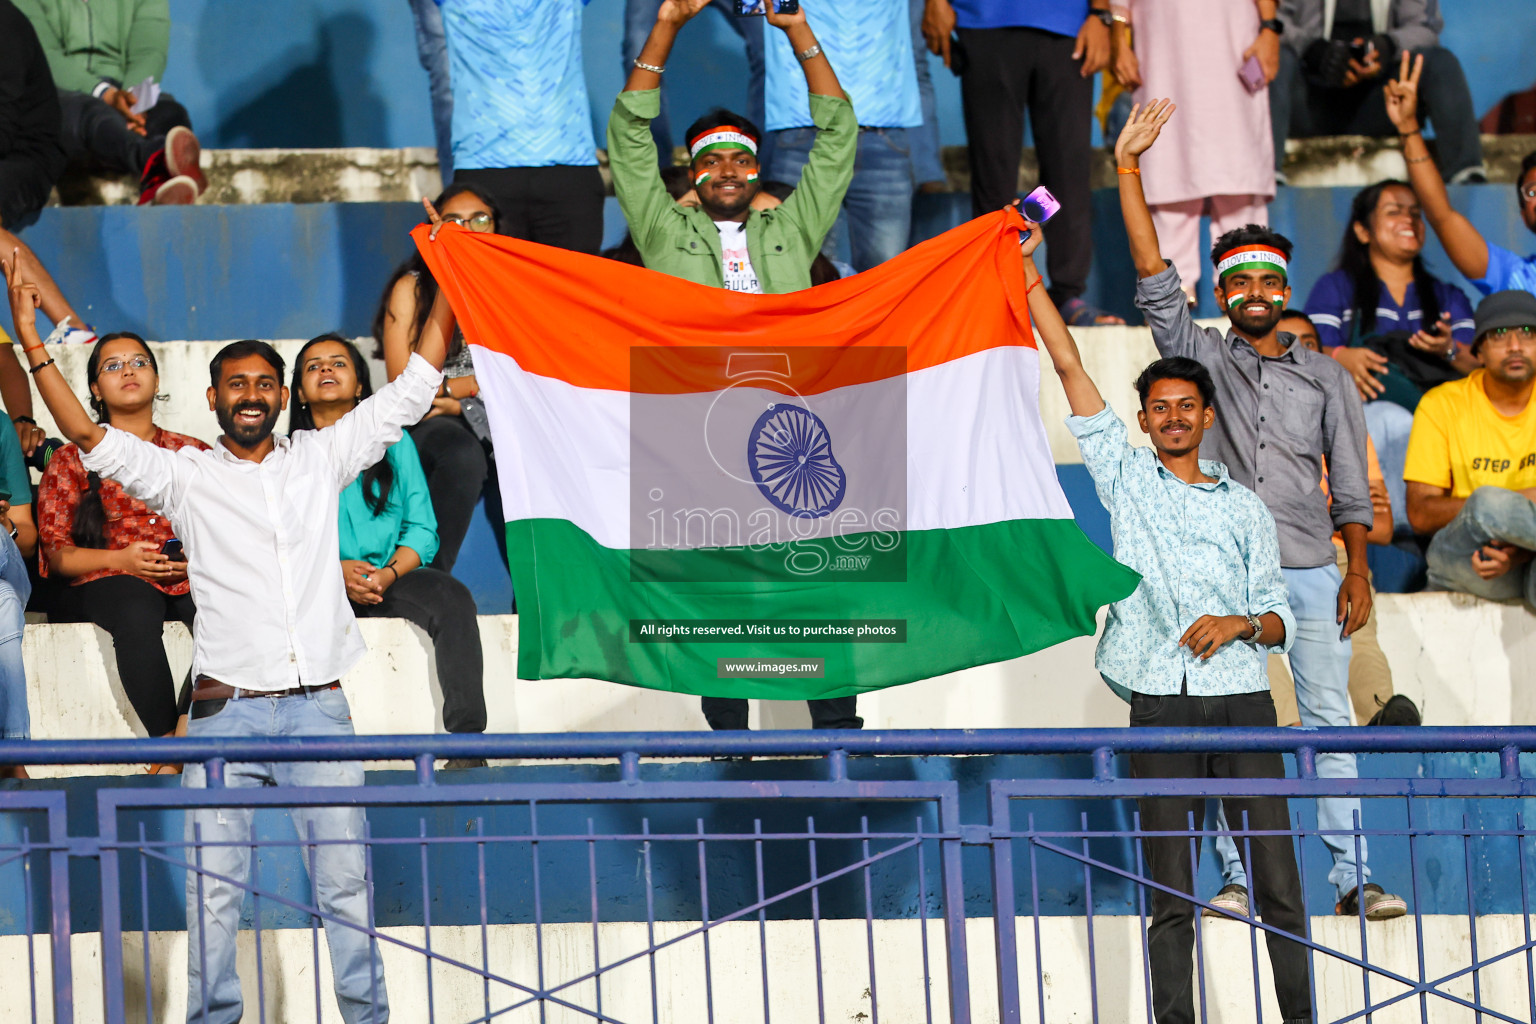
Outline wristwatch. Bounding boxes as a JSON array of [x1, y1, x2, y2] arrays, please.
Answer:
[[1243, 613, 1264, 643], [1090, 8, 1114, 27], [1259, 17, 1284, 35]]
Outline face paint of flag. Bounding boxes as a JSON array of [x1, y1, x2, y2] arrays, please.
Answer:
[[695, 171, 712, 186]]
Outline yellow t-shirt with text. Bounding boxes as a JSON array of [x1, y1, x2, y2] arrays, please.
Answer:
[[1404, 370, 1536, 498]]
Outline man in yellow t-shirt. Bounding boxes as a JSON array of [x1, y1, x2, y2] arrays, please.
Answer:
[[1404, 290, 1536, 607]]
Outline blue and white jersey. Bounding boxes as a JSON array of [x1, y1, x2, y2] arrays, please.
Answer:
[[763, 0, 920, 131], [440, 0, 597, 169]]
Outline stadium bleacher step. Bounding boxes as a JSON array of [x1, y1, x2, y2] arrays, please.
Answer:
[[46, 135, 1534, 210]]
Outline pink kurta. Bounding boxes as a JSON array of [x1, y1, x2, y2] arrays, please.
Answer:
[[1124, 0, 1276, 207]]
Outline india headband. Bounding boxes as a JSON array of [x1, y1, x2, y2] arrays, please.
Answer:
[[689, 127, 759, 161], [1215, 244, 1289, 280]]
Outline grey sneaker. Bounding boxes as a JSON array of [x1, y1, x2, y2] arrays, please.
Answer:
[[1336, 883, 1408, 920], [1202, 883, 1250, 918]]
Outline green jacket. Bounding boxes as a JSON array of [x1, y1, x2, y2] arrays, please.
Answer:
[[607, 88, 856, 294], [13, 0, 169, 96]]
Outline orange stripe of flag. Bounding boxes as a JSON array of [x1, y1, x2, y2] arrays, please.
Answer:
[[412, 208, 1037, 396]]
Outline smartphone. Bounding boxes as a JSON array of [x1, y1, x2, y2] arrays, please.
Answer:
[[1018, 185, 1060, 243], [161, 538, 186, 562], [1238, 54, 1266, 94], [733, 0, 799, 15]]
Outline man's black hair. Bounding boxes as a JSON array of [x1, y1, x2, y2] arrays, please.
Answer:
[[1134, 356, 1217, 409], [683, 108, 762, 157], [209, 339, 285, 388], [1209, 224, 1294, 269], [1278, 308, 1314, 327]]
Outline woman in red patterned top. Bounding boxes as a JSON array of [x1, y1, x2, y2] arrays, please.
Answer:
[[37, 333, 210, 750]]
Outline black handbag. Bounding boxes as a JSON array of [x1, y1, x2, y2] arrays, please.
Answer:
[[1347, 322, 1463, 413]]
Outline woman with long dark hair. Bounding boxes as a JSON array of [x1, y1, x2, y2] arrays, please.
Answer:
[[289, 334, 487, 746], [372, 182, 498, 572], [1305, 179, 1477, 534], [37, 332, 209, 755]]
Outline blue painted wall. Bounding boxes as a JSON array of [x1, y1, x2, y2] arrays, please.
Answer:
[[162, 0, 1529, 153], [2, 752, 1531, 934]]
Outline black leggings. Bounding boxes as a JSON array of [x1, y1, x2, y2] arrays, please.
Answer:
[[408, 415, 489, 572], [351, 567, 487, 733], [68, 574, 196, 737]]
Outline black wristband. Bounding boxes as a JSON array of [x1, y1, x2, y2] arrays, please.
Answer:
[[29, 359, 55, 376], [11, 416, 35, 426]]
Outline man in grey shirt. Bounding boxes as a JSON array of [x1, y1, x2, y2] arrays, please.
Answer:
[[1115, 99, 1407, 921]]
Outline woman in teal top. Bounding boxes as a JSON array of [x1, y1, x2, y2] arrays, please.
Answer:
[[288, 334, 487, 749]]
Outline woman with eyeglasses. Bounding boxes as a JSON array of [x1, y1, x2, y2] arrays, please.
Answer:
[[372, 183, 498, 573], [36, 333, 210, 761], [288, 334, 487, 747]]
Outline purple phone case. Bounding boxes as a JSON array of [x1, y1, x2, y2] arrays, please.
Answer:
[[1239, 54, 1267, 93], [1020, 186, 1060, 225]]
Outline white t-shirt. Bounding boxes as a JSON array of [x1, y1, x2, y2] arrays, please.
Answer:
[[714, 220, 762, 294]]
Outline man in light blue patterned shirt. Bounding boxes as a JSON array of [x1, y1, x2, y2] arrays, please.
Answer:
[[1018, 222, 1311, 1024], [438, 0, 604, 253]]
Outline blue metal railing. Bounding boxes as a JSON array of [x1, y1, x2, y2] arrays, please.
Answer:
[[2, 726, 1535, 1024]]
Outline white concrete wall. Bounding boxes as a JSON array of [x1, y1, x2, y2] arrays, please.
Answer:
[[19, 586, 1536, 778], [0, 915, 1525, 1024]]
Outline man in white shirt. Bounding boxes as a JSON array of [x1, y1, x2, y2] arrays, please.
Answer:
[[5, 235, 454, 1024]]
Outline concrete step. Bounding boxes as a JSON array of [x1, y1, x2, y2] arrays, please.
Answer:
[[47, 134, 1535, 208], [17, 585, 1530, 778]]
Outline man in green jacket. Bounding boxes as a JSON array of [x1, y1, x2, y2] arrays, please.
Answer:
[[609, 0, 855, 295], [612, 0, 863, 734], [14, 0, 203, 205]]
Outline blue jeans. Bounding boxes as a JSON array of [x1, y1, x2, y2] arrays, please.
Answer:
[[409, 0, 454, 180], [1426, 486, 1536, 608], [1364, 399, 1414, 537], [623, 0, 766, 162], [767, 126, 915, 272], [1218, 563, 1367, 900], [907, 0, 944, 187], [183, 688, 387, 1024], [0, 532, 30, 740]]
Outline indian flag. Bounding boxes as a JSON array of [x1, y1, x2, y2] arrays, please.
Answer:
[[413, 211, 1138, 700]]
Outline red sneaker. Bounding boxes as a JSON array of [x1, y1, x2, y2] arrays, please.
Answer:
[[150, 175, 198, 205], [164, 126, 206, 195], [136, 148, 171, 206]]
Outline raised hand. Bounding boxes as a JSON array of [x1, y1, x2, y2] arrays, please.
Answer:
[[1114, 99, 1175, 166], [422, 196, 449, 241], [658, 0, 712, 26], [1, 248, 42, 332], [1383, 50, 1422, 133], [764, 1, 807, 29]]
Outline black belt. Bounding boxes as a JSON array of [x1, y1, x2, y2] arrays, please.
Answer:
[[190, 679, 341, 702]]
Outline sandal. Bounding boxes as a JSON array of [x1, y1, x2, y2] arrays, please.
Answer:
[[146, 762, 183, 776], [1059, 297, 1126, 326]]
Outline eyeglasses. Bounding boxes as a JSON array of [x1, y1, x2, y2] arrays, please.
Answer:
[[441, 212, 494, 232], [100, 356, 153, 374], [1521, 184, 1536, 202], [1481, 326, 1536, 347]]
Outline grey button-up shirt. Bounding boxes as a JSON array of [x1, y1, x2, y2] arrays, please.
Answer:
[[1136, 264, 1372, 569]]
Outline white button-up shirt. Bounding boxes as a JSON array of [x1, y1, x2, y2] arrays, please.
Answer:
[[81, 354, 443, 691]]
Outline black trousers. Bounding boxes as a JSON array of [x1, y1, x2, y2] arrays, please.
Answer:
[[701, 696, 862, 731], [57, 89, 191, 177], [1270, 45, 1481, 178], [453, 165, 606, 255], [0, 151, 62, 229], [351, 567, 487, 733], [956, 27, 1093, 306], [1129, 690, 1312, 1024], [407, 415, 488, 572], [66, 574, 196, 737]]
